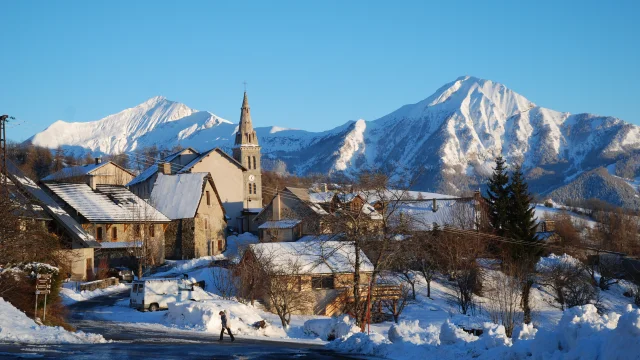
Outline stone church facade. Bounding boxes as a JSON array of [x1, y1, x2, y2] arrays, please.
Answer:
[[127, 91, 263, 234]]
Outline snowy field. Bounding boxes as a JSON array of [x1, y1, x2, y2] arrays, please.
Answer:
[[0, 298, 106, 344]]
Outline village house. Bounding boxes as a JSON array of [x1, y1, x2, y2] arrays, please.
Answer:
[[42, 158, 134, 186], [254, 187, 330, 242], [6, 161, 100, 280], [242, 241, 401, 316], [150, 173, 227, 259], [41, 180, 170, 270], [255, 187, 384, 242], [127, 91, 263, 234]]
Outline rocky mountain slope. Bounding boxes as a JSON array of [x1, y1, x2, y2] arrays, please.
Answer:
[[29, 76, 640, 206]]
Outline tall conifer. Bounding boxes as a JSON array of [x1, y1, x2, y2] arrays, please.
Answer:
[[484, 156, 510, 236]]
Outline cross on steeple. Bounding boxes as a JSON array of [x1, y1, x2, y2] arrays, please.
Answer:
[[243, 81, 247, 92]]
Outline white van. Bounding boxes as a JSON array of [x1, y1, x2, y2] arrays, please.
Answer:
[[129, 279, 199, 311]]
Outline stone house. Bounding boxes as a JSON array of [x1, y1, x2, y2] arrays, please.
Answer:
[[6, 161, 100, 280], [127, 91, 264, 234], [42, 181, 170, 269], [242, 241, 400, 316], [150, 173, 227, 259], [254, 187, 331, 240], [42, 158, 134, 186]]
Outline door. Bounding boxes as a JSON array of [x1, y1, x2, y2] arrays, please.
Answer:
[[86, 258, 93, 280]]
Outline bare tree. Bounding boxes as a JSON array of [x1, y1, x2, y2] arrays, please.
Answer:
[[210, 267, 236, 299], [250, 247, 314, 328], [537, 257, 599, 310], [485, 264, 523, 337]]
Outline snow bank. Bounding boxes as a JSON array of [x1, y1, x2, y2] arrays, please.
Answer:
[[60, 283, 128, 305], [153, 255, 223, 278], [330, 305, 640, 360], [224, 233, 259, 263], [166, 299, 286, 338], [303, 316, 360, 340], [0, 297, 106, 344], [536, 253, 582, 273]]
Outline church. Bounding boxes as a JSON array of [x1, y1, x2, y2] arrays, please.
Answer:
[[128, 92, 263, 236]]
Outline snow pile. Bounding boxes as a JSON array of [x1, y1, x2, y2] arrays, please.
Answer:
[[388, 320, 439, 345], [224, 233, 259, 263], [0, 297, 106, 344], [166, 299, 286, 338], [330, 305, 640, 360], [60, 283, 128, 305], [153, 255, 223, 278], [303, 316, 361, 340], [535, 253, 583, 273]]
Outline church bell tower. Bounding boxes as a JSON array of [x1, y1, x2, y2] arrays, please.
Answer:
[[233, 92, 262, 210]]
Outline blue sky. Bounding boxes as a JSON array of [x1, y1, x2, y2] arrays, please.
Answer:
[[1, 0, 639, 141]]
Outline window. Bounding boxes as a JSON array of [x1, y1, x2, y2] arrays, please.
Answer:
[[253, 183, 257, 194], [112, 227, 118, 241], [218, 240, 223, 251], [134, 224, 141, 237], [311, 276, 334, 290], [247, 156, 251, 169], [133, 284, 138, 293], [149, 224, 155, 238], [206, 191, 211, 206], [252, 156, 256, 169], [249, 183, 253, 194], [137, 284, 144, 293], [204, 218, 208, 230], [96, 227, 103, 241]]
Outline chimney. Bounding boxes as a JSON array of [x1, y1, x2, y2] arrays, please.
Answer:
[[88, 175, 97, 190], [432, 198, 438, 212], [273, 192, 281, 220], [322, 183, 328, 193], [94, 157, 101, 165], [158, 162, 171, 175]]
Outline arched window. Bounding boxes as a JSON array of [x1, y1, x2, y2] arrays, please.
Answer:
[[247, 156, 251, 169], [253, 183, 257, 194], [252, 156, 256, 169], [249, 183, 253, 194]]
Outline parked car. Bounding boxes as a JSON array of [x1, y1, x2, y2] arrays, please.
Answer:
[[107, 267, 134, 283], [129, 279, 200, 312]]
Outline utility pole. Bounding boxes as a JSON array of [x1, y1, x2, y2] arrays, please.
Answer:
[[0, 114, 13, 193]]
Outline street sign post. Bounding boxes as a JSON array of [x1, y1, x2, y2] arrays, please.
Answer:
[[35, 274, 53, 321]]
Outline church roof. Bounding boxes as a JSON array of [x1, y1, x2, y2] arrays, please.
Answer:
[[177, 148, 246, 174], [235, 92, 259, 147]]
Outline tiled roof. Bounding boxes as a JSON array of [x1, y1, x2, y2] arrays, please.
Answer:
[[6, 161, 100, 248], [44, 183, 170, 223], [258, 219, 302, 229]]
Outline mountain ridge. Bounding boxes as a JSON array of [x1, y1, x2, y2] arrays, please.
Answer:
[[28, 76, 640, 206]]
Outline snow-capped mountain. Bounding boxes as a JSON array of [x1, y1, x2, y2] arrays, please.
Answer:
[[29, 76, 640, 203]]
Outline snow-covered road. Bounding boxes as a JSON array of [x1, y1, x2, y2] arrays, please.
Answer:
[[0, 288, 362, 359]]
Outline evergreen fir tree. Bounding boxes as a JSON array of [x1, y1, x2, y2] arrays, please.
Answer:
[[484, 156, 510, 236], [506, 164, 542, 324]]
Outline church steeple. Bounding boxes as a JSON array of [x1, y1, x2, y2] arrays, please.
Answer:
[[234, 92, 259, 147], [232, 91, 262, 215]]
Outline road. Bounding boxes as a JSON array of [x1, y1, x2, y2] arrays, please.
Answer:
[[0, 288, 363, 359]]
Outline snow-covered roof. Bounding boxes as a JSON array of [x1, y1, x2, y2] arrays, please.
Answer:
[[44, 183, 170, 223], [296, 233, 345, 242], [394, 198, 476, 231], [360, 189, 457, 204], [150, 173, 209, 220], [284, 187, 329, 215], [127, 149, 191, 186], [258, 219, 302, 229], [248, 241, 373, 274], [309, 191, 335, 204], [6, 161, 100, 248], [42, 162, 109, 181]]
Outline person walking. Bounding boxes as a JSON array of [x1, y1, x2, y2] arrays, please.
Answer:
[[219, 310, 235, 342]]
